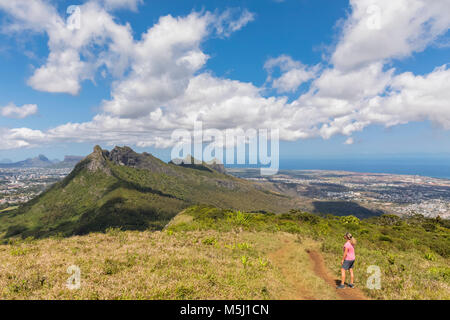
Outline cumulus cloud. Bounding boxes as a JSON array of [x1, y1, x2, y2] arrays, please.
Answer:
[[1, 103, 38, 119], [213, 8, 255, 37], [1, 0, 135, 94], [332, 0, 450, 70], [102, 12, 211, 117], [364, 64, 450, 129], [0, 127, 45, 149], [264, 55, 318, 93], [0, 0, 449, 150]]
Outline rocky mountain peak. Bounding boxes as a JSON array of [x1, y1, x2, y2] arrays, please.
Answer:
[[108, 146, 139, 167], [85, 145, 111, 174]]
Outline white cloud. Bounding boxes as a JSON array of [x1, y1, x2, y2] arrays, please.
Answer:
[[332, 0, 450, 70], [0, 1, 253, 98], [364, 64, 450, 129], [27, 49, 90, 95], [213, 8, 255, 37], [0, 127, 45, 149], [102, 12, 211, 117], [264, 55, 318, 93], [0, 0, 135, 94], [0, 1, 449, 151], [1, 103, 38, 119], [344, 137, 354, 145], [0, 0, 60, 33]]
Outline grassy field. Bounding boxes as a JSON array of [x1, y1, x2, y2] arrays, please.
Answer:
[[0, 229, 340, 300], [0, 206, 448, 300]]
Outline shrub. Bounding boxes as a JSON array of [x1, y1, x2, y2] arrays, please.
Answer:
[[279, 213, 295, 220], [241, 255, 249, 267], [428, 241, 449, 258], [227, 211, 252, 227], [237, 242, 251, 250], [422, 223, 436, 232], [258, 257, 269, 267], [424, 252, 437, 261], [378, 214, 402, 226], [290, 211, 320, 224], [315, 222, 331, 236], [278, 221, 302, 234], [340, 215, 360, 225], [378, 235, 393, 242]]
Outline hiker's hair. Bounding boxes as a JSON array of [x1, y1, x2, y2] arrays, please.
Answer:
[[345, 232, 357, 246]]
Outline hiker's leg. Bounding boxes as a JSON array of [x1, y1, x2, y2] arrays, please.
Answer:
[[349, 268, 354, 284], [341, 268, 346, 285]]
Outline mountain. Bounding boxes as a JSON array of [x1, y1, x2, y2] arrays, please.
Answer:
[[0, 146, 295, 238], [0, 158, 12, 164], [0, 154, 52, 168], [50, 155, 84, 168], [169, 155, 226, 174], [0, 154, 84, 169]]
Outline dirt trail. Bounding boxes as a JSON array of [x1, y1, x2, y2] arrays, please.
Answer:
[[269, 239, 315, 300], [307, 250, 367, 300], [269, 237, 368, 300]]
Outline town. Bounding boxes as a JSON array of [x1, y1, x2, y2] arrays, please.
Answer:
[[1, 165, 449, 220], [0, 167, 71, 208], [228, 169, 450, 219]]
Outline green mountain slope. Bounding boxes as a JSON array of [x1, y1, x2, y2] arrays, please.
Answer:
[[0, 146, 294, 238]]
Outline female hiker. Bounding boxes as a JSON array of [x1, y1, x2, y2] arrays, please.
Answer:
[[337, 232, 356, 289]]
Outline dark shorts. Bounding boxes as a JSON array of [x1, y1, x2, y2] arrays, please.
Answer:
[[342, 260, 355, 270]]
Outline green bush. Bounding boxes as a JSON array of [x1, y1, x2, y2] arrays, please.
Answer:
[[424, 252, 437, 261], [226, 211, 252, 227], [340, 215, 360, 225], [378, 214, 402, 226], [422, 222, 436, 232], [378, 235, 393, 242], [290, 211, 320, 224]]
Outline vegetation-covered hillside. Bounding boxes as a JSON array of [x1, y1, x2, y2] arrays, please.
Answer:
[[0, 146, 293, 238], [0, 206, 448, 300], [167, 206, 450, 299]]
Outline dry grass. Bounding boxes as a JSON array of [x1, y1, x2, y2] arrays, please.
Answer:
[[0, 229, 339, 300], [267, 234, 339, 299]]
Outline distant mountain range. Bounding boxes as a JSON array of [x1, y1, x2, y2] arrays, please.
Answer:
[[0, 146, 295, 238], [0, 155, 84, 168]]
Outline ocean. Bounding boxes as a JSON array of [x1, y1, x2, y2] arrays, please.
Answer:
[[279, 157, 450, 179]]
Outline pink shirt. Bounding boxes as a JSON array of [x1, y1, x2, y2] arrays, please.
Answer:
[[344, 241, 355, 261]]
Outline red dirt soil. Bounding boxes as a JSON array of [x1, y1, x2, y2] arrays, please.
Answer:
[[307, 249, 367, 300]]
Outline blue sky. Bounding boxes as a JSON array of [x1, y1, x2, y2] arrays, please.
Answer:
[[0, 0, 449, 162]]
